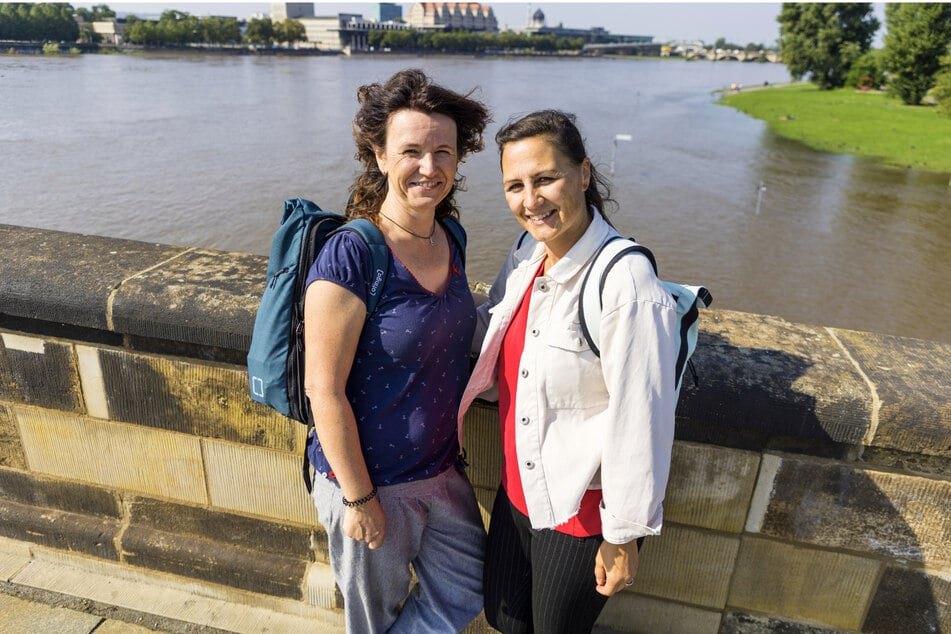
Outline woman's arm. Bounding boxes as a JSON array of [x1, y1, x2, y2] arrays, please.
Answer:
[[303, 280, 385, 549], [597, 259, 679, 544]]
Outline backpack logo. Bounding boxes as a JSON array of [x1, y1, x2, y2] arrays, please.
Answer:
[[370, 268, 385, 295]]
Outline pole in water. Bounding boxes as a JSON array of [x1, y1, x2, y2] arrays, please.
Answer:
[[610, 133, 633, 175], [754, 181, 766, 214]]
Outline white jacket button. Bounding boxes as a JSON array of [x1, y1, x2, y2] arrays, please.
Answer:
[[520, 368, 529, 378], [524, 461, 535, 470], [520, 416, 530, 425]]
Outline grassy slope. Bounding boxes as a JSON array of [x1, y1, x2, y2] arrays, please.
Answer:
[[719, 83, 951, 174]]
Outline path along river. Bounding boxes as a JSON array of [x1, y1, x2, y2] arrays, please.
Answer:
[[1, 53, 949, 343]]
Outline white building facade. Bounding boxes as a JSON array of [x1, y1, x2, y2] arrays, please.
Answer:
[[406, 3, 498, 32]]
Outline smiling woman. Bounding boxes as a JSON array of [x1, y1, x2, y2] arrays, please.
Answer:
[[460, 110, 679, 633], [299, 68, 491, 633]]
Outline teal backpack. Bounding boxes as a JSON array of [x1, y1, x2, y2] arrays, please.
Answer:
[[247, 198, 466, 488], [515, 231, 711, 395], [579, 236, 712, 396]]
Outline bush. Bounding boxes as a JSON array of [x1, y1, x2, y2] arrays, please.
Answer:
[[42, 42, 60, 55], [845, 49, 885, 89], [932, 55, 951, 116]]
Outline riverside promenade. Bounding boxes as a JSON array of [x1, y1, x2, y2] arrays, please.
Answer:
[[1, 223, 949, 634]]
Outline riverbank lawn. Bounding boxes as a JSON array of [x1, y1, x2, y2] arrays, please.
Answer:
[[719, 83, 951, 173]]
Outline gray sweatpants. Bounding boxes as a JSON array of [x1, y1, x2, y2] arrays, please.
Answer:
[[312, 465, 485, 633]]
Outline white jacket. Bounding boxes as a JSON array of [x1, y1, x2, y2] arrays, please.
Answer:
[[458, 212, 678, 544]]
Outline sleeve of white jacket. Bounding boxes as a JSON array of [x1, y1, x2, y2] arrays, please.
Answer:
[[596, 258, 679, 545]]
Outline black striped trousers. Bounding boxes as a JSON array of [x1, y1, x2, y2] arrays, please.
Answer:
[[483, 485, 613, 634]]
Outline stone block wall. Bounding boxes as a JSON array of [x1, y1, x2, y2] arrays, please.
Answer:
[[1, 224, 949, 633]]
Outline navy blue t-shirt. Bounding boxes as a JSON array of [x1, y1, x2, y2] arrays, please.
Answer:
[[303, 225, 476, 485]]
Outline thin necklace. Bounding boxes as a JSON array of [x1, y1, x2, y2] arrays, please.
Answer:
[[380, 211, 437, 246]]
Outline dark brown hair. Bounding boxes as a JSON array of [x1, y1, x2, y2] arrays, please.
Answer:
[[347, 68, 490, 221], [495, 109, 615, 220]]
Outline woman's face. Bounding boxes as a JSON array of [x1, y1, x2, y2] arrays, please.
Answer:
[[375, 109, 458, 215], [501, 135, 591, 259]]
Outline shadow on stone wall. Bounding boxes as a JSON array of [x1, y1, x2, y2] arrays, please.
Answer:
[[681, 329, 944, 632]]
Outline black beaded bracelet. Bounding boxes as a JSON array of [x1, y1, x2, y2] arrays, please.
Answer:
[[342, 486, 378, 508]]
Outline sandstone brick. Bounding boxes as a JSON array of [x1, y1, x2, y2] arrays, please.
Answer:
[[202, 438, 318, 526], [632, 525, 739, 608], [665, 441, 759, 533], [14, 406, 207, 504], [94, 347, 300, 451], [0, 468, 121, 517], [0, 332, 83, 412], [0, 224, 184, 331], [754, 454, 950, 566], [0, 498, 119, 560], [678, 310, 871, 444], [121, 524, 306, 599], [863, 565, 951, 633], [0, 403, 27, 469], [830, 329, 951, 458], [728, 536, 880, 630], [127, 496, 313, 561], [471, 483, 495, 531], [462, 401, 502, 491], [721, 611, 846, 633], [304, 561, 341, 610], [109, 248, 262, 352], [596, 592, 722, 634]]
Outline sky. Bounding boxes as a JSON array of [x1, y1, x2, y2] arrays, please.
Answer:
[[76, 2, 888, 48]]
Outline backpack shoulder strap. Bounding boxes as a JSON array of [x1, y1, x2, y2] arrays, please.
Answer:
[[516, 230, 532, 250], [579, 237, 656, 358], [441, 217, 467, 267], [339, 218, 389, 317]]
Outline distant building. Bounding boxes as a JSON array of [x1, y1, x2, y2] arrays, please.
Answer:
[[374, 3, 403, 23], [91, 20, 124, 45], [522, 7, 651, 44], [406, 3, 498, 33], [299, 12, 412, 52], [270, 2, 314, 21]]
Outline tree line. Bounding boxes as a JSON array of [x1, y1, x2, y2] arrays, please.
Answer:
[[778, 2, 951, 109], [0, 3, 306, 46], [369, 29, 585, 54], [0, 3, 78, 41]]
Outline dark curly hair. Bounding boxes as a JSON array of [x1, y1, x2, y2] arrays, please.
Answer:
[[495, 109, 615, 221], [347, 68, 490, 222]]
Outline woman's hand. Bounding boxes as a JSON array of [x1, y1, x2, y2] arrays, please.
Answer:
[[594, 539, 640, 596], [342, 498, 386, 550]]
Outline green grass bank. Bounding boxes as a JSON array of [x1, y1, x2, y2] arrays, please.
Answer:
[[718, 83, 951, 174]]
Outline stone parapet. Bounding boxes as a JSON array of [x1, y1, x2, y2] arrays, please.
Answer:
[[1, 223, 949, 633]]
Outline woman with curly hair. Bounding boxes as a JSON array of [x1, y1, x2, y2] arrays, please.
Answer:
[[303, 68, 490, 633]]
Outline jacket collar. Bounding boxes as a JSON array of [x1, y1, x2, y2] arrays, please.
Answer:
[[515, 209, 618, 284]]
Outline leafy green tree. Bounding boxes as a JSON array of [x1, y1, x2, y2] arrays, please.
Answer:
[[778, 3, 879, 89], [882, 3, 951, 105], [244, 17, 273, 45], [272, 18, 305, 45], [157, 10, 200, 45], [199, 16, 240, 44], [0, 3, 79, 41]]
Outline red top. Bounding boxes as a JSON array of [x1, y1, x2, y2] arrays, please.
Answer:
[[497, 261, 603, 537]]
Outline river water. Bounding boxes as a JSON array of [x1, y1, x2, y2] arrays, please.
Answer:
[[2, 53, 949, 343]]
